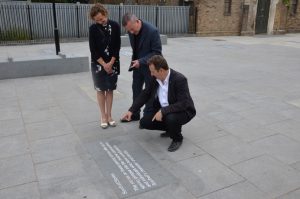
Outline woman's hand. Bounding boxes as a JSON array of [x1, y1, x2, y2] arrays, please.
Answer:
[[103, 62, 113, 74]]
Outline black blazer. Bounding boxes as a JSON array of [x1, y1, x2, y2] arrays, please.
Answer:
[[128, 21, 162, 67], [129, 69, 196, 121], [89, 20, 121, 63]]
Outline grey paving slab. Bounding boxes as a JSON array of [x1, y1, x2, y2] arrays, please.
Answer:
[[168, 154, 244, 197], [0, 118, 25, 138], [251, 134, 300, 164], [161, 138, 206, 162], [21, 106, 65, 124], [36, 155, 97, 181], [212, 96, 256, 113], [25, 118, 74, 142], [0, 79, 17, 99], [218, 119, 277, 142], [58, 96, 100, 125], [183, 116, 228, 143], [0, 154, 36, 190], [14, 78, 52, 100], [286, 98, 300, 108], [133, 131, 206, 162], [198, 181, 269, 199], [280, 108, 300, 122], [39, 175, 118, 199], [19, 98, 57, 113], [37, 154, 119, 199], [0, 97, 18, 110], [277, 189, 300, 199], [0, 107, 21, 121], [252, 97, 296, 112], [57, 98, 96, 113], [63, 109, 100, 125], [267, 119, 300, 142], [197, 135, 262, 166], [227, 91, 267, 107], [0, 182, 40, 199], [206, 109, 244, 124], [236, 108, 289, 126], [128, 131, 178, 166], [30, 134, 85, 164], [74, 121, 113, 141], [0, 134, 29, 159], [290, 161, 300, 171], [75, 119, 135, 142], [50, 85, 87, 101], [231, 155, 300, 198], [127, 182, 196, 199]]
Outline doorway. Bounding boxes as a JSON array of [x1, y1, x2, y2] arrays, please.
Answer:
[[255, 0, 271, 34]]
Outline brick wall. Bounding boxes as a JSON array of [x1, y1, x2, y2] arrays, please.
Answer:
[[286, 3, 300, 32], [196, 0, 243, 36], [272, 1, 288, 34]]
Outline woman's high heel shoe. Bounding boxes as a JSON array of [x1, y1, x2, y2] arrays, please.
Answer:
[[108, 120, 116, 127], [101, 122, 108, 129]]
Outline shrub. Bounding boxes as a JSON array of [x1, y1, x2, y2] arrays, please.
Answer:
[[0, 29, 31, 41]]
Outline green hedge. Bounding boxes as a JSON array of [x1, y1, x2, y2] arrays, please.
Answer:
[[0, 29, 31, 41]]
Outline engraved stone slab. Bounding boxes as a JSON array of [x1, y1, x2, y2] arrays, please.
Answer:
[[85, 135, 177, 198]]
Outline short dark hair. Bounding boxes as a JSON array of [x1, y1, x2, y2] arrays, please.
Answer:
[[122, 13, 137, 27], [147, 55, 169, 71], [89, 3, 108, 20]]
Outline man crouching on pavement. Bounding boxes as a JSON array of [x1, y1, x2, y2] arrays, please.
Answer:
[[121, 55, 196, 152]]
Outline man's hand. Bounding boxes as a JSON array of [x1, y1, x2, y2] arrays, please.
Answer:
[[131, 60, 140, 69], [152, 110, 163, 122], [121, 111, 133, 122]]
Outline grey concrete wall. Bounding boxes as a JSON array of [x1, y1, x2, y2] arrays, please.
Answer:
[[0, 57, 89, 80]]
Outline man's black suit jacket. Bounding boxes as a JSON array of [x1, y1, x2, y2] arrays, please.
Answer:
[[129, 69, 196, 121], [128, 21, 162, 68]]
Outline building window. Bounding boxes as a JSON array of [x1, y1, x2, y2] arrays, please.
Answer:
[[224, 0, 232, 16], [290, 0, 298, 15]]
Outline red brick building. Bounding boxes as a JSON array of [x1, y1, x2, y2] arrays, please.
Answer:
[[194, 0, 300, 36]]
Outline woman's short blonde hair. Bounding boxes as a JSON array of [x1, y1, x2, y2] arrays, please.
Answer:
[[89, 3, 108, 19]]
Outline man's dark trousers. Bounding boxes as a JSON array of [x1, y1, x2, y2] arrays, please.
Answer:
[[139, 111, 190, 142], [132, 65, 153, 118]]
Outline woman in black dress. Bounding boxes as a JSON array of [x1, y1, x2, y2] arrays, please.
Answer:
[[89, 4, 121, 129]]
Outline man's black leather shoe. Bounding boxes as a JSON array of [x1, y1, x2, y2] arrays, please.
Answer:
[[160, 132, 170, 138], [167, 141, 182, 152], [139, 124, 144, 129]]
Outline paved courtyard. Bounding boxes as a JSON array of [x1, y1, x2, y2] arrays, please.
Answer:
[[1, 34, 300, 199]]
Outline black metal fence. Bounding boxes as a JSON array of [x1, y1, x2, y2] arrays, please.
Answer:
[[0, 2, 190, 45]]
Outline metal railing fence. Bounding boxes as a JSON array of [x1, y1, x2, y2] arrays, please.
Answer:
[[0, 2, 189, 44]]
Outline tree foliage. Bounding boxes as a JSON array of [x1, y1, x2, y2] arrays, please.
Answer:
[[282, 0, 290, 7]]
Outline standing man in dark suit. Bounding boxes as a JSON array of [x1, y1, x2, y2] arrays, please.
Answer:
[[121, 55, 196, 152], [121, 13, 162, 122]]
